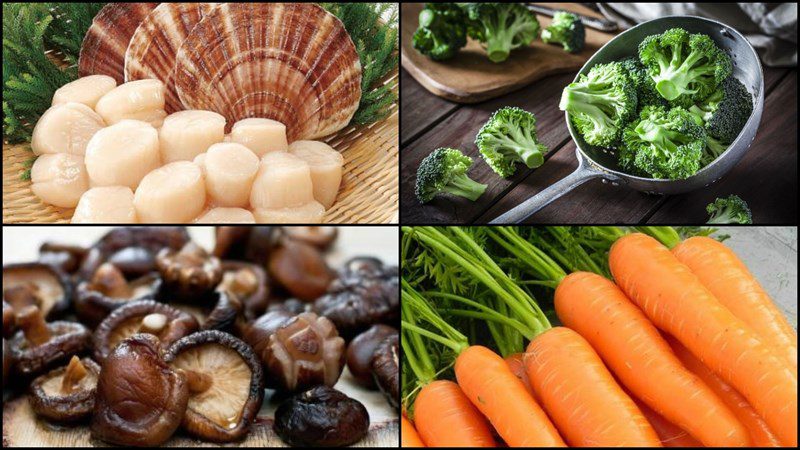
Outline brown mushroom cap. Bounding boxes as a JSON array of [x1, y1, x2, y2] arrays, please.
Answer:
[[268, 239, 334, 301], [3, 339, 11, 387], [219, 261, 269, 321], [75, 263, 162, 327], [346, 325, 398, 389], [283, 226, 338, 250], [91, 334, 189, 447], [3, 301, 14, 338], [9, 306, 90, 377], [3, 263, 72, 320], [274, 386, 369, 447], [156, 242, 222, 302], [243, 311, 345, 392], [93, 300, 198, 363], [164, 330, 264, 443], [38, 242, 89, 275], [371, 333, 399, 410], [29, 356, 101, 422]]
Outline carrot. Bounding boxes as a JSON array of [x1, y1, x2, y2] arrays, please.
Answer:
[[402, 414, 426, 447], [610, 233, 798, 447], [524, 327, 662, 447], [555, 271, 751, 446], [666, 334, 782, 447], [455, 345, 566, 447], [631, 394, 703, 447], [673, 236, 797, 372], [414, 380, 497, 447], [504, 352, 534, 395]]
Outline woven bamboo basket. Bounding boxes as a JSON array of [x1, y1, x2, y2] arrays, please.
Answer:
[[3, 57, 399, 224]]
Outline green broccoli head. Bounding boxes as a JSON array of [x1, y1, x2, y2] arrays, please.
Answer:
[[461, 3, 539, 63], [639, 28, 731, 107], [689, 76, 753, 143], [620, 105, 707, 180], [415, 147, 487, 203], [475, 107, 547, 178], [706, 194, 752, 224], [559, 62, 638, 147], [618, 57, 667, 111], [541, 11, 585, 53], [413, 3, 468, 61]]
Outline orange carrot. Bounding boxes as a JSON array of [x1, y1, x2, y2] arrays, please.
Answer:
[[402, 414, 426, 447], [504, 352, 534, 395], [673, 236, 797, 372], [455, 345, 566, 447], [666, 334, 782, 447], [631, 394, 703, 447], [414, 380, 497, 447], [555, 271, 750, 446], [610, 233, 798, 447], [524, 327, 662, 447]]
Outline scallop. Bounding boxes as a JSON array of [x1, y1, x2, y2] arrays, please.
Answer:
[[95, 79, 167, 128], [230, 118, 288, 157], [204, 143, 259, 207], [159, 110, 226, 163], [288, 140, 344, 209], [253, 201, 326, 224], [173, 2, 362, 140], [72, 186, 137, 223], [78, 2, 159, 84], [250, 152, 314, 210], [134, 161, 206, 223], [31, 103, 106, 156], [52, 75, 117, 109], [195, 207, 255, 224], [124, 3, 218, 113], [30, 153, 89, 208], [84, 120, 161, 190]]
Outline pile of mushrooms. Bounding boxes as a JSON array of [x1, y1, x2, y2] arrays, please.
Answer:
[[2, 226, 398, 447]]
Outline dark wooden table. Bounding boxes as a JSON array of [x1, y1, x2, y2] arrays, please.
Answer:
[[400, 67, 797, 224]]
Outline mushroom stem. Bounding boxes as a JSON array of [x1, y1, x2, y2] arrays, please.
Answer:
[[93, 263, 133, 298], [61, 356, 88, 394], [182, 368, 212, 393], [16, 306, 51, 346], [3, 284, 41, 310], [140, 313, 168, 334]]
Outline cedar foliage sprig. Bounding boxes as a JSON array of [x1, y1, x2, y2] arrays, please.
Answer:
[[322, 2, 398, 125]]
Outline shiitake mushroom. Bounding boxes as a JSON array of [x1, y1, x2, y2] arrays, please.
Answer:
[[372, 334, 399, 410], [156, 242, 222, 302], [219, 261, 269, 321], [314, 258, 399, 339], [79, 226, 190, 281], [3, 339, 11, 388], [9, 305, 90, 378], [29, 356, 101, 422], [38, 242, 88, 275], [242, 311, 345, 392], [283, 227, 338, 250], [3, 300, 14, 338], [164, 330, 264, 443], [75, 262, 162, 327], [274, 386, 369, 447], [3, 262, 72, 320], [268, 239, 335, 301], [93, 300, 198, 363], [347, 325, 397, 388], [91, 334, 189, 447]]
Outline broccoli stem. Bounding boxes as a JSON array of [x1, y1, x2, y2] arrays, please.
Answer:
[[443, 175, 487, 201]]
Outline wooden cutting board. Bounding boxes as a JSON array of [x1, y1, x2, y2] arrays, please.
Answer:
[[400, 3, 601, 103]]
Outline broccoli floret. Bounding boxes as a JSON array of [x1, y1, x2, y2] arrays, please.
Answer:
[[618, 57, 667, 111], [413, 3, 468, 61], [706, 194, 752, 224], [415, 148, 487, 203], [460, 3, 539, 63], [689, 76, 753, 143], [620, 105, 707, 180], [541, 11, 585, 53], [475, 107, 547, 178], [559, 62, 638, 147], [639, 28, 731, 107]]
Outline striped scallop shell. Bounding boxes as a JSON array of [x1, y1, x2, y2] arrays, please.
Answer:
[[173, 3, 362, 140], [124, 3, 218, 113], [78, 3, 159, 84]]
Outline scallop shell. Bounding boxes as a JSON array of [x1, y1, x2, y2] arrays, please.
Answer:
[[79, 2, 159, 84], [124, 3, 218, 113], [173, 3, 362, 141]]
